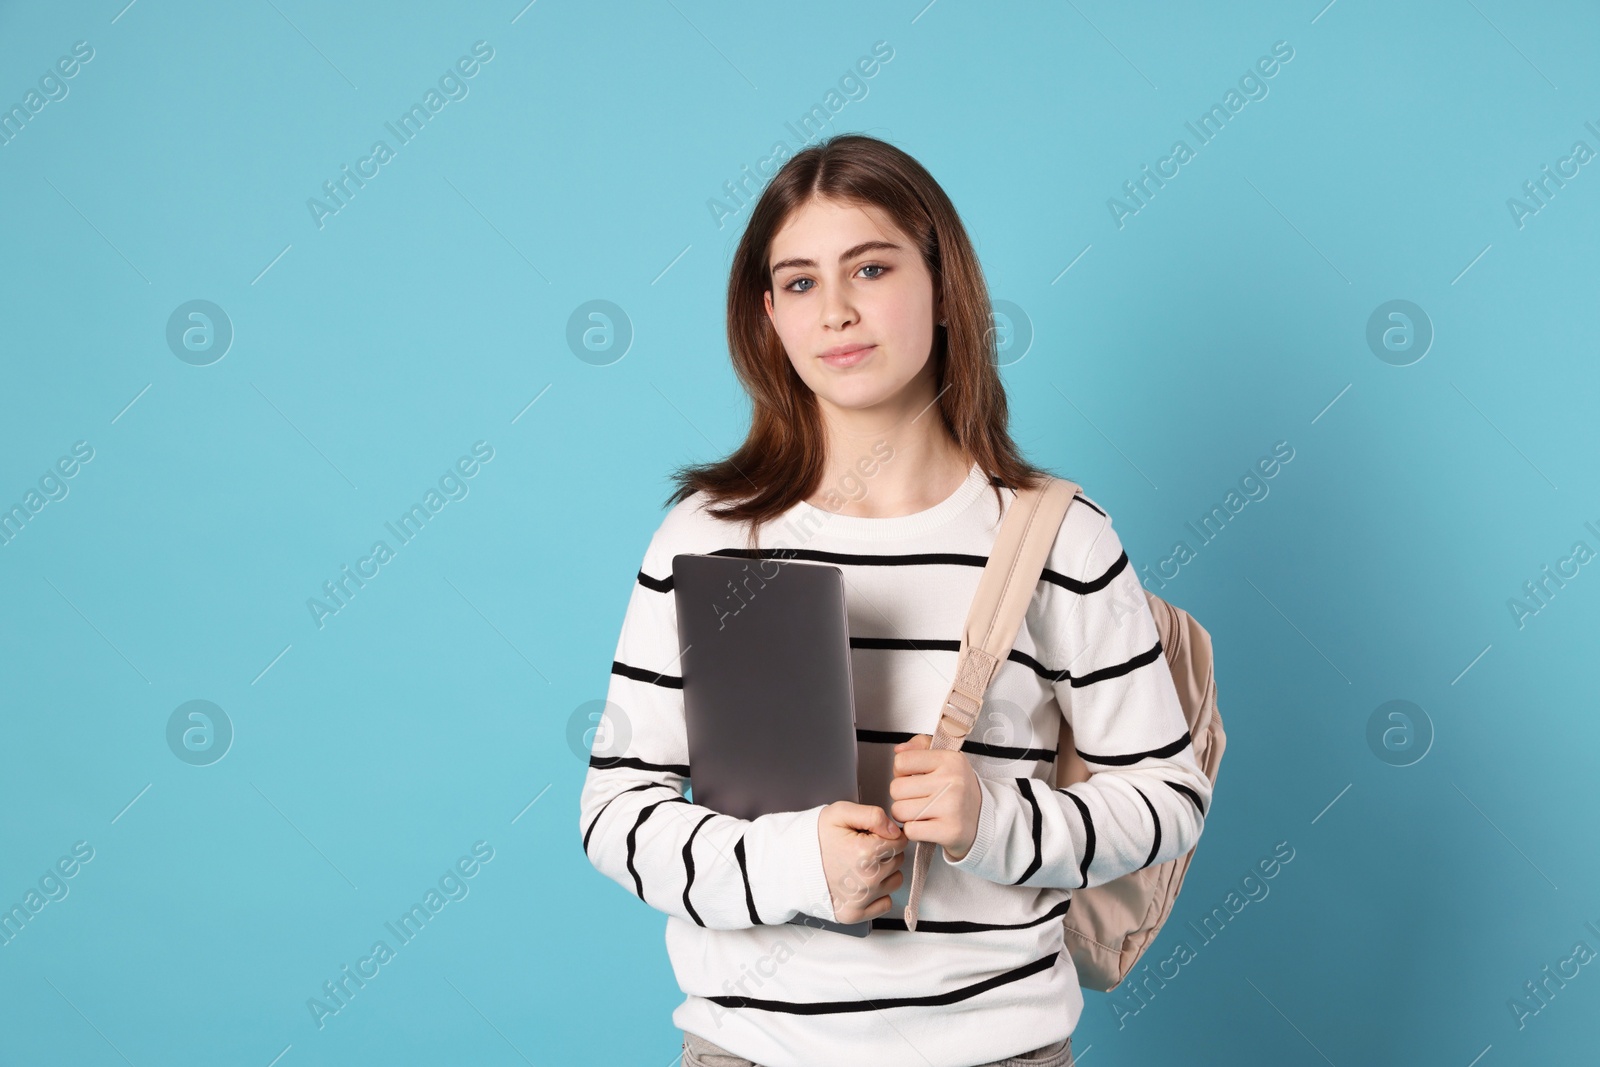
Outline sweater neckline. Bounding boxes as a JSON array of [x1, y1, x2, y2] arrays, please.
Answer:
[[784, 461, 991, 541]]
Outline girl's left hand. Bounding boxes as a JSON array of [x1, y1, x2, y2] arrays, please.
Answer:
[[890, 734, 982, 862]]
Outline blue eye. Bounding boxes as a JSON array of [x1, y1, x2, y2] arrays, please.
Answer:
[[781, 264, 888, 293]]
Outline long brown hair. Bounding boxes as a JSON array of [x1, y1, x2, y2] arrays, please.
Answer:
[[665, 133, 1058, 548]]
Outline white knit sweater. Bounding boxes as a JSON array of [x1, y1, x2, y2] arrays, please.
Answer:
[[578, 462, 1211, 1067]]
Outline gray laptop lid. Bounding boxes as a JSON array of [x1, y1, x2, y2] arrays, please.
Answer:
[[673, 553, 870, 936], [672, 553, 861, 817]]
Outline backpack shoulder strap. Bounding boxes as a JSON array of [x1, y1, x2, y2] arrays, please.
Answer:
[[933, 476, 1080, 743], [901, 474, 1080, 931]]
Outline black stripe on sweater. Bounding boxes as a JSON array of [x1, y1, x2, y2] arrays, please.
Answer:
[[850, 636, 964, 654], [733, 836, 760, 925], [611, 659, 683, 689], [626, 795, 689, 901], [592, 738, 1069, 782], [704, 951, 1060, 1013], [1014, 777, 1043, 885], [589, 754, 691, 776], [583, 782, 677, 855], [961, 740, 1058, 762], [1076, 730, 1192, 766], [1073, 494, 1107, 517], [870, 897, 1072, 933], [1041, 550, 1126, 594], [1164, 779, 1207, 816], [1058, 639, 1164, 688], [637, 545, 1126, 597], [681, 812, 717, 927], [852, 637, 1153, 690], [1131, 784, 1162, 869], [589, 739, 1060, 779], [1057, 788, 1095, 888], [854, 728, 1056, 764], [611, 636, 1154, 700], [985, 483, 1100, 518], [592, 726, 1178, 784], [637, 568, 671, 593]]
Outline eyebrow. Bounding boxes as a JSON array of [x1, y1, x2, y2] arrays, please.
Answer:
[[769, 240, 904, 277]]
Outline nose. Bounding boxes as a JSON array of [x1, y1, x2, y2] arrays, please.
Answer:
[[820, 283, 858, 331]]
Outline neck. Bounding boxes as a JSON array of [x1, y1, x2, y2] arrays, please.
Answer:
[[810, 373, 970, 518]]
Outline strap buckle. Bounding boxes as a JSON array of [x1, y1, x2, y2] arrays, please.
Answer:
[[937, 689, 981, 740], [934, 648, 998, 741]]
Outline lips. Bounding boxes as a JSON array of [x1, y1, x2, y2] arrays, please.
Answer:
[[820, 344, 874, 367]]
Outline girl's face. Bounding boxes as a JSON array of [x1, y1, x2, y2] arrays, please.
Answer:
[[763, 196, 941, 419]]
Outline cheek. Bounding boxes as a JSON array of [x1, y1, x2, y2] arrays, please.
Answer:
[[877, 313, 933, 377], [769, 301, 808, 353], [786, 351, 827, 394], [872, 288, 933, 351], [772, 314, 811, 372]]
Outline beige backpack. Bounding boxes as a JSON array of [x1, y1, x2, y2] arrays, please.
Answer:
[[901, 476, 1226, 992]]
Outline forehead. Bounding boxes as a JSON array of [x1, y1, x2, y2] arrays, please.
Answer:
[[768, 198, 908, 263]]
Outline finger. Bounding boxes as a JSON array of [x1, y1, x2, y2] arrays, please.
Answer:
[[862, 852, 901, 880], [833, 801, 900, 834], [893, 733, 933, 752], [903, 780, 955, 824], [889, 775, 940, 803], [891, 750, 948, 777], [870, 844, 908, 870], [893, 801, 950, 828], [866, 806, 903, 839]]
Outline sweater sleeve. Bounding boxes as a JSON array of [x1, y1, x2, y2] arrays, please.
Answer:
[[578, 528, 839, 930], [942, 503, 1211, 889]]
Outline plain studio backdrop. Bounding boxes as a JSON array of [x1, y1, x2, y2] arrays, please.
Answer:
[[1, 2, 1597, 1065]]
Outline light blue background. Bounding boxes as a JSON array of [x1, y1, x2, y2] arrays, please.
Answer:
[[2, 1, 1597, 1064]]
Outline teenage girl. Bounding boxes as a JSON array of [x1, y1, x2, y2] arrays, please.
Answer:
[[580, 133, 1209, 1067]]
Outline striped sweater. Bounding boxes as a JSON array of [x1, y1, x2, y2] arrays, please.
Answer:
[[578, 461, 1211, 1067]]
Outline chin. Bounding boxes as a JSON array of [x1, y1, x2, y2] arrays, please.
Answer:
[[820, 389, 899, 413]]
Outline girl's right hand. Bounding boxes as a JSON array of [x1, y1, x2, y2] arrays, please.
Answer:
[[818, 801, 906, 924]]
